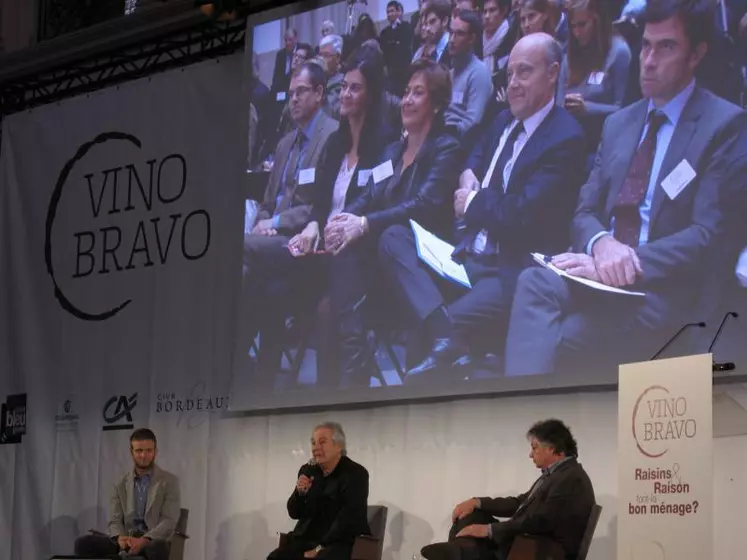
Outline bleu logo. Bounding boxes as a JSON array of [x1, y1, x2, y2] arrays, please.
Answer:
[[0, 394, 27, 445]]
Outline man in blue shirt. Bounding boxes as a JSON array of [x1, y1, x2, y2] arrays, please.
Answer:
[[74, 429, 181, 560], [505, 0, 747, 376]]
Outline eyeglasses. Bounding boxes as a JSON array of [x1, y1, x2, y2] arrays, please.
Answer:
[[288, 86, 312, 99]]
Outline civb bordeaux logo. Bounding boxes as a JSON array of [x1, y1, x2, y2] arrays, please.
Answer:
[[0, 394, 27, 445], [55, 399, 80, 430], [155, 381, 229, 430], [103, 393, 138, 431], [632, 385, 697, 458], [45, 132, 212, 321]]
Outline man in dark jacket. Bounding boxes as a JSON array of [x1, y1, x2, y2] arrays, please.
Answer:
[[268, 422, 370, 560], [421, 419, 595, 560]]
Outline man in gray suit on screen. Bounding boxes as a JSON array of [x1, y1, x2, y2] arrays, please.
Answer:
[[74, 428, 181, 560], [505, 0, 747, 376], [243, 61, 338, 273]]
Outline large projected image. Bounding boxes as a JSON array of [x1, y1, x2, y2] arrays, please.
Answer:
[[234, 0, 747, 411]]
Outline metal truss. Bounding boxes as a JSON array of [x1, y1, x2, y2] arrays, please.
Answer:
[[38, 0, 133, 42], [0, 4, 247, 116]]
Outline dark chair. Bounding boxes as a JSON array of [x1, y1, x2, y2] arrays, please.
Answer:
[[168, 508, 190, 560], [353, 505, 388, 560], [278, 505, 388, 560], [506, 503, 602, 560]]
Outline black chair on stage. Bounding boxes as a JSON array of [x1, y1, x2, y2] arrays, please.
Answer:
[[506, 503, 602, 560]]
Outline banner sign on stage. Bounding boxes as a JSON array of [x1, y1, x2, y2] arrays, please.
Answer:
[[617, 353, 713, 560], [0, 55, 244, 560]]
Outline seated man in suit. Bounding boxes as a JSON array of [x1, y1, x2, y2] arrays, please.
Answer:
[[269, 43, 317, 154], [378, 32, 586, 380], [505, 0, 747, 376], [318, 34, 345, 118], [268, 422, 370, 560], [413, 0, 452, 66], [421, 419, 595, 560], [74, 429, 181, 560], [244, 61, 338, 277]]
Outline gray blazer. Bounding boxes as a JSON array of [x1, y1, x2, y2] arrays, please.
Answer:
[[257, 110, 338, 233], [573, 86, 746, 301], [109, 464, 181, 541]]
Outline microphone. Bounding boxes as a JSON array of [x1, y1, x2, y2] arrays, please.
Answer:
[[650, 322, 707, 360], [300, 457, 318, 478], [709, 311, 739, 372]]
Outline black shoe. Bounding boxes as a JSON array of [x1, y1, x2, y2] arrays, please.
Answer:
[[405, 338, 468, 382]]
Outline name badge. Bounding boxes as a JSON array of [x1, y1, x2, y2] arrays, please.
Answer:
[[358, 169, 372, 186], [660, 159, 696, 200], [587, 72, 605, 86], [452, 91, 465, 105], [298, 167, 316, 185], [372, 160, 394, 184], [276, 91, 287, 102]]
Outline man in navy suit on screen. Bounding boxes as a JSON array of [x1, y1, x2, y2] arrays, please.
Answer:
[[378, 32, 587, 381]]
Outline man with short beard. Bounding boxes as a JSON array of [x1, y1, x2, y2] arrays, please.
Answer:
[[73, 428, 181, 560], [413, 0, 453, 66]]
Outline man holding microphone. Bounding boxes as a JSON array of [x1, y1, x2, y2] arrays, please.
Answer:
[[268, 422, 370, 560]]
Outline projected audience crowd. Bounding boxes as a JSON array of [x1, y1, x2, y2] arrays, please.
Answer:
[[238, 0, 747, 407]]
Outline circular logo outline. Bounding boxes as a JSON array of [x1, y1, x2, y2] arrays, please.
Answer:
[[45, 131, 141, 321], [632, 384, 670, 458]]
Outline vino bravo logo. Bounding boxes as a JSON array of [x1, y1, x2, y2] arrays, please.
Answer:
[[45, 132, 212, 321], [632, 385, 697, 458]]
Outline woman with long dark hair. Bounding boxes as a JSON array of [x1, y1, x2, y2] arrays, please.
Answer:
[[238, 48, 396, 385], [557, 0, 631, 151]]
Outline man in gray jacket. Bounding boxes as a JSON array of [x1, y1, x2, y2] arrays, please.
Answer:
[[74, 428, 181, 560], [444, 10, 493, 147]]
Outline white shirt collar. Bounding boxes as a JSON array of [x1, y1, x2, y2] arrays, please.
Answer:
[[436, 32, 450, 58], [555, 12, 566, 33], [517, 97, 555, 138]]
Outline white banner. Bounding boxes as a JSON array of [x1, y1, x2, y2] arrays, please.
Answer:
[[0, 55, 244, 560], [617, 354, 713, 560]]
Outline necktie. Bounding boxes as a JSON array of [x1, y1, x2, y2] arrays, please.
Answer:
[[489, 121, 525, 192], [611, 111, 667, 247], [472, 122, 524, 254], [276, 132, 304, 215]]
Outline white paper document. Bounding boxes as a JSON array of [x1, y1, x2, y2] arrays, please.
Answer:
[[410, 220, 472, 289], [531, 253, 645, 297]]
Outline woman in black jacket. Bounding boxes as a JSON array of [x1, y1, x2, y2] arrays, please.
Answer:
[[239, 48, 396, 384], [323, 58, 463, 386]]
